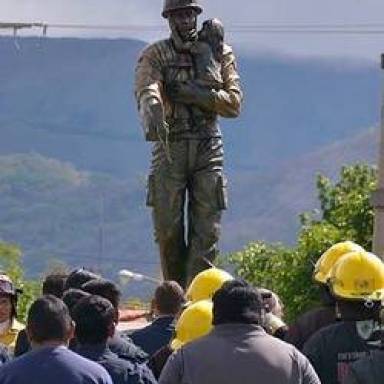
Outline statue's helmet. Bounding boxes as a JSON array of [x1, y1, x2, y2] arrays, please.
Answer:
[[162, 0, 203, 18]]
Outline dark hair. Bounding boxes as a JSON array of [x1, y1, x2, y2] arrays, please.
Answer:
[[27, 295, 72, 343], [72, 295, 115, 345], [81, 278, 120, 310], [42, 274, 67, 298], [154, 281, 185, 315], [64, 268, 99, 290], [320, 284, 336, 306], [62, 289, 91, 316], [213, 280, 264, 326]]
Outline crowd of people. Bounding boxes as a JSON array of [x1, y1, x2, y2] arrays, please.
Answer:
[[0, 241, 383, 383]]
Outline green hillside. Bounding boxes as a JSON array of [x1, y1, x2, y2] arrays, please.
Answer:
[[0, 153, 158, 285]]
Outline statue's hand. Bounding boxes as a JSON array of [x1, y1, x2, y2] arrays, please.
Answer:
[[141, 98, 166, 141], [168, 81, 214, 109]]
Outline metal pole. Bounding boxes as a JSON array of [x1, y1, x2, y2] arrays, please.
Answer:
[[98, 193, 105, 268], [372, 54, 384, 258]]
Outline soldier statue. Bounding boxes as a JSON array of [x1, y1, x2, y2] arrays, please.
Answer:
[[135, 0, 243, 287]]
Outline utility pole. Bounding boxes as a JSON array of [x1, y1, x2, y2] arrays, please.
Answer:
[[98, 193, 105, 270], [372, 54, 384, 258]]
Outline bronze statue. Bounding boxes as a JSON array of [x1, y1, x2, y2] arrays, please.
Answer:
[[135, 0, 243, 287]]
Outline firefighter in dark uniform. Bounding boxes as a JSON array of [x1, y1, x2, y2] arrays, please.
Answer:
[[303, 250, 384, 384], [135, 0, 243, 287]]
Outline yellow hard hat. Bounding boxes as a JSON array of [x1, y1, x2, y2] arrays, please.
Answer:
[[186, 268, 233, 303], [313, 241, 365, 284], [171, 300, 213, 350], [329, 250, 384, 301]]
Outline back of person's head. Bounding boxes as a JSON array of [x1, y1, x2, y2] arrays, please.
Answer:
[[213, 280, 264, 326], [62, 289, 91, 317], [81, 278, 120, 310], [72, 295, 115, 345], [42, 274, 67, 298], [64, 268, 100, 290], [154, 281, 185, 316], [27, 295, 73, 345]]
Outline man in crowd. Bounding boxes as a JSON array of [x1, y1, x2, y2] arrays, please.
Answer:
[[63, 288, 91, 315], [14, 272, 68, 356], [159, 280, 320, 384], [82, 278, 148, 362], [72, 295, 157, 384], [303, 250, 384, 384], [149, 299, 213, 379], [42, 273, 67, 298], [259, 288, 288, 339], [0, 272, 24, 353], [131, 281, 185, 355], [285, 241, 363, 350], [64, 267, 100, 290], [0, 295, 112, 384], [0, 273, 24, 350]]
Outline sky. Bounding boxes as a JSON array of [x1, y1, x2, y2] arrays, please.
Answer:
[[2, 0, 384, 62]]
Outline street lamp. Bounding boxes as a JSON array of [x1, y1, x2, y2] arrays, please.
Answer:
[[118, 269, 161, 285]]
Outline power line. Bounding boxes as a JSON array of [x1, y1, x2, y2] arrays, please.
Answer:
[[4, 21, 384, 35], [229, 29, 384, 35], [46, 22, 384, 33]]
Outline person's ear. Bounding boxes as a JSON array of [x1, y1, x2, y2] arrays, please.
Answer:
[[108, 321, 116, 338], [67, 320, 75, 341], [114, 308, 120, 324]]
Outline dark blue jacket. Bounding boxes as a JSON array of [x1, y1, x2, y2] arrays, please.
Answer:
[[130, 316, 175, 356], [0, 345, 112, 384], [109, 334, 148, 363], [70, 333, 148, 363], [75, 344, 157, 384]]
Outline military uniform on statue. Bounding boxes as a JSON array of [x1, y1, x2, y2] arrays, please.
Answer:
[[135, 0, 243, 287]]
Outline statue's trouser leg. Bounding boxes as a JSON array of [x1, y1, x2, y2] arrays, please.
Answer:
[[186, 138, 226, 284], [148, 142, 188, 287]]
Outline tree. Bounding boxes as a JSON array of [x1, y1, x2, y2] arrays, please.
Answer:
[[230, 164, 377, 322]]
